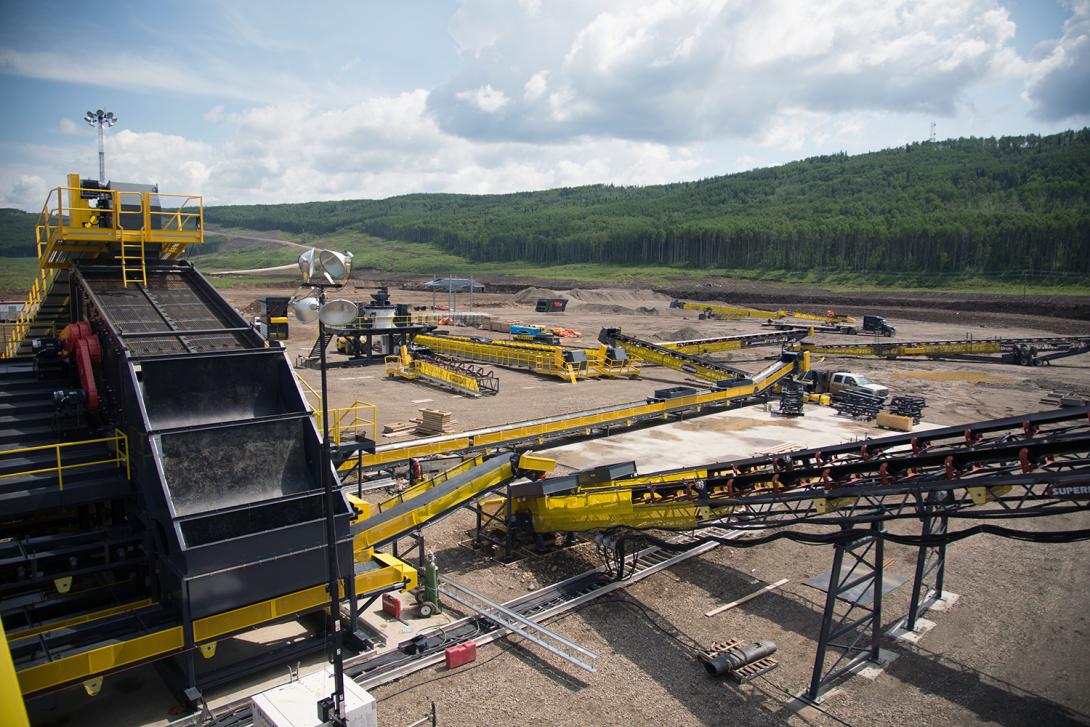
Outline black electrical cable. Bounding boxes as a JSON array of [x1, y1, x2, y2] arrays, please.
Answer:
[[610, 525, 1090, 553], [569, 597, 862, 727], [373, 638, 519, 702], [573, 595, 705, 655], [754, 673, 857, 727]]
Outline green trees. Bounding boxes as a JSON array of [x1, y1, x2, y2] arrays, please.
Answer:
[[205, 129, 1090, 277], [0, 209, 37, 257]]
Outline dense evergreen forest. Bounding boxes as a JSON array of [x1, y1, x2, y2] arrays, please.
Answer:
[[0, 209, 37, 257], [154, 130, 1090, 277]]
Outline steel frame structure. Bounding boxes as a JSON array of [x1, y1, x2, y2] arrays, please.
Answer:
[[518, 407, 1090, 701], [809, 524, 885, 701], [789, 335, 1090, 366]]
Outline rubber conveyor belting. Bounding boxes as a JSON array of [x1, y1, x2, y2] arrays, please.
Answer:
[[352, 453, 517, 547]]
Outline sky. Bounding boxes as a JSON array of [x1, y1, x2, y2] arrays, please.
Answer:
[[1, 0, 1088, 211]]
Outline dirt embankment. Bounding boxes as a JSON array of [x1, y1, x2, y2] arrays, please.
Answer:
[[410, 272, 1090, 322], [663, 282, 1090, 321]]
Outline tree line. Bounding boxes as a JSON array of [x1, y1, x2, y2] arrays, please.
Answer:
[[200, 128, 1089, 277]]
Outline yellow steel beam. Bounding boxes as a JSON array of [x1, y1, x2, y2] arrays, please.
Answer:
[[615, 339, 734, 383], [7, 599, 155, 641], [675, 299, 853, 324], [13, 557, 414, 696], [663, 339, 746, 354], [377, 453, 488, 514], [354, 461, 517, 550], [415, 334, 582, 382], [340, 359, 807, 471], [790, 340, 1002, 358], [1, 618, 30, 727]]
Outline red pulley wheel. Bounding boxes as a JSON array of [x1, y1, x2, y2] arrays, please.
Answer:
[[76, 339, 99, 413], [84, 335, 102, 366], [61, 323, 80, 353]]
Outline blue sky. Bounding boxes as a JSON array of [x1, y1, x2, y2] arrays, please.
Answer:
[[1, 0, 1088, 210]]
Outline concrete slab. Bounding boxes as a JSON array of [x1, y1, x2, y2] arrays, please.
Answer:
[[787, 688, 843, 710], [356, 591, 455, 650], [924, 589, 960, 612], [851, 648, 899, 680], [542, 404, 940, 472], [888, 616, 936, 644]]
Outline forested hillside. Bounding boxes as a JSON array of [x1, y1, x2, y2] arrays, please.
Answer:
[[0, 208, 37, 257], [206, 130, 1090, 277]]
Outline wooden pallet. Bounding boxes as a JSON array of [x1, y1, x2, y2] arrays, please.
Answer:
[[701, 639, 779, 683]]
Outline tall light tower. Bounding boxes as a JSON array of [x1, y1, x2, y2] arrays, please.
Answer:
[[84, 109, 118, 184]]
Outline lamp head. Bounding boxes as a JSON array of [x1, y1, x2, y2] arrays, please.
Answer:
[[297, 248, 316, 281], [317, 250, 353, 286], [318, 299, 358, 326], [291, 295, 320, 323]]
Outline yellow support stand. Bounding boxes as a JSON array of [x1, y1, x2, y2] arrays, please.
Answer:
[[0, 618, 30, 726]]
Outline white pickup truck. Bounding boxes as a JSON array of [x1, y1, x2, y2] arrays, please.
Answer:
[[805, 370, 889, 399]]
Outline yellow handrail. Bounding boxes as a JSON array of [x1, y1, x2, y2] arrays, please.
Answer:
[[3, 180, 205, 356], [0, 429, 130, 491], [296, 376, 377, 445], [327, 401, 377, 446]]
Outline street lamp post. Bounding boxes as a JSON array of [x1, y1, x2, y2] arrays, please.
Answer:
[[83, 109, 118, 185], [290, 249, 355, 726], [315, 285, 345, 726]]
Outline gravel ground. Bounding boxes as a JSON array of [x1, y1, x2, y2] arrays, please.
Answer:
[[214, 281, 1090, 727]]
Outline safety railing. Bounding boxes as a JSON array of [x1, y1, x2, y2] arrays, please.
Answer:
[[587, 348, 641, 378], [415, 335, 582, 382], [2, 254, 58, 358], [326, 401, 377, 446], [0, 429, 130, 491], [296, 375, 322, 413], [35, 185, 203, 271], [295, 376, 377, 445]]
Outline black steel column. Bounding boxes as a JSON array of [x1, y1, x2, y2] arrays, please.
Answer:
[[806, 523, 886, 703], [318, 299, 346, 726], [907, 495, 949, 631]]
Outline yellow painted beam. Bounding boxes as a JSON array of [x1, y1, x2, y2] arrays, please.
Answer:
[[8, 599, 155, 641], [1, 617, 30, 727], [14, 557, 412, 696], [790, 340, 1002, 358]]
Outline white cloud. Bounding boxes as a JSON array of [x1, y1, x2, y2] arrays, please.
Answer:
[[428, 0, 1029, 143], [524, 70, 549, 100], [57, 118, 91, 136], [0, 48, 275, 102], [455, 84, 511, 113], [0, 90, 704, 211], [204, 106, 225, 122], [1024, 0, 1090, 120]]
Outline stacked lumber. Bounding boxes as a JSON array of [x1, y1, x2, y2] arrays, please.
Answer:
[[1040, 390, 1090, 408], [416, 408, 457, 435], [382, 421, 416, 435]]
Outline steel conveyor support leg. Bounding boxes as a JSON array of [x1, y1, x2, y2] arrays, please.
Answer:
[[181, 579, 199, 704], [806, 523, 885, 703], [906, 499, 949, 632]]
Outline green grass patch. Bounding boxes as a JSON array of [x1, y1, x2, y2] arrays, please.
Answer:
[[0, 257, 43, 293]]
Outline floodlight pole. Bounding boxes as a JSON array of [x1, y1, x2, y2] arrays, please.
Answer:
[[96, 123, 106, 185], [84, 109, 117, 185], [316, 284, 347, 726]]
